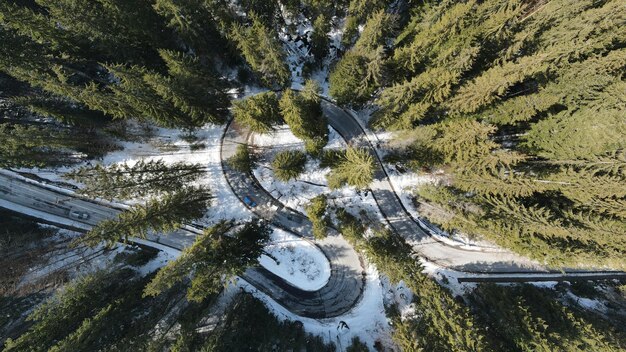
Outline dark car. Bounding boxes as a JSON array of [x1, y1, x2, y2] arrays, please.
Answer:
[[70, 210, 90, 220]]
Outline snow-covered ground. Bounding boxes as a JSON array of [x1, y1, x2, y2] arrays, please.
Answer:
[[259, 228, 331, 291], [250, 125, 386, 224], [16, 122, 252, 224], [237, 264, 394, 351]]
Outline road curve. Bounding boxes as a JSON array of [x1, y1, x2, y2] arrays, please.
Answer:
[[236, 96, 626, 277], [0, 130, 365, 319], [220, 119, 366, 318], [1, 98, 625, 322]]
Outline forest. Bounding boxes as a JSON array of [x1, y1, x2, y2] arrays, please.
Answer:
[[1, 0, 625, 351]]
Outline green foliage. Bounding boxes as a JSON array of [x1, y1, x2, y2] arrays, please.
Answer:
[[143, 221, 270, 302], [371, 0, 626, 267], [197, 294, 335, 351], [3, 269, 136, 352], [152, 0, 225, 54], [305, 195, 328, 239], [226, 144, 254, 173], [341, 0, 390, 47], [271, 150, 307, 182], [144, 50, 231, 126], [34, 0, 165, 63], [240, 0, 279, 27], [0, 1, 232, 131], [65, 159, 206, 200], [311, 15, 331, 61], [279, 85, 329, 156], [232, 91, 282, 133], [12, 94, 111, 126], [334, 212, 489, 352], [329, 10, 391, 106], [229, 14, 290, 88], [327, 147, 375, 189], [0, 122, 110, 168], [99, 63, 210, 129], [4, 265, 185, 352], [76, 186, 212, 248], [469, 284, 623, 351]]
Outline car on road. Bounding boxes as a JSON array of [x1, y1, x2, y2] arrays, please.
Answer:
[[69, 210, 90, 220], [243, 196, 257, 207]]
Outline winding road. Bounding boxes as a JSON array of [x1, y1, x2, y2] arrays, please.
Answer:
[[1, 98, 624, 320]]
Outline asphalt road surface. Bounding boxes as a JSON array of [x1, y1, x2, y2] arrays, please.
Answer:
[[1, 99, 624, 320]]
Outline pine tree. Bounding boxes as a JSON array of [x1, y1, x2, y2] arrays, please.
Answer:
[[229, 13, 290, 88], [0, 2, 79, 54], [226, 144, 254, 173], [12, 94, 110, 126], [310, 14, 331, 61], [341, 0, 390, 47], [0, 122, 108, 168], [34, 0, 166, 63], [232, 91, 282, 133], [279, 87, 328, 156], [65, 159, 206, 200], [361, 230, 489, 352], [143, 220, 270, 302], [327, 147, 375, 189], [102, 63, 196, 128], [329, 9, 390, 106], [271, 150, 307, 182], [75, 186, 212, 248], [3, 269, 136, 352], [470, 284, 622, 351], [144, 50, 231, 126], [152, 0, 225, 54], [240, 0, 278, 27], [305, 195, 328, 239]]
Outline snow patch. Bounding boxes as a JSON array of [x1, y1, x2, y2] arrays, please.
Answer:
[[237, 264, 394, 351], [259, 228, 331, 291]]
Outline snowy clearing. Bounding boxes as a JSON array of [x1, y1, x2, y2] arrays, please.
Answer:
[[238, 264, 394, 351], [259, 228, 331, 291], [250, 125, 386, 224], [15, 123, 253, 225]]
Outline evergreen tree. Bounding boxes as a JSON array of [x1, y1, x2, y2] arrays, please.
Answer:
[[469, 284, 623, 351], [226, 144, 254, 173], [75, 186, 212, 248], [334, 211, 490, 352], [144, 50, 231, 126], [329, 10, 391, 106], [34, 0, 166, 64], [100, 63, 196, 129], [0, 2, 79, 54], [152, 0, 226, 54], [327, 147, 375, 189], [229, 13, 290, 88], [232, 91, 282, 133], [12, 94, 110, 126], [279, 85, 328, 156], [271, 150, 307, 182], [341, 0, 390, 47], [0, 122, 108, 168], [305, 195, 328, 239], [194, 293, 335, 351], [3, 269, 136, 352], [143, 221, 270, 302], [240, 0, 278, 27], [65, 159, 206, 200], [310, 14, 331, 61]]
